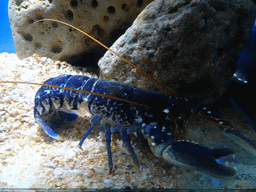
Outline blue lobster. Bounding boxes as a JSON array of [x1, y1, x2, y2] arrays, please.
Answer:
[[34, 74, 246, 178], [13, 18, 254, 179]]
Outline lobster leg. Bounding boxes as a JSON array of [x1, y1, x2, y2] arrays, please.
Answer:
[[136, 128, 149, 147], [105, 127, 113, 173], [100, 125, 140, 171], [121, 128, 140, 170], [78, 115, 115, 173], [78, 115, 102, 148]]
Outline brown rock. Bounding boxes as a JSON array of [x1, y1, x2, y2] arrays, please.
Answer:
[[98, 0, 256, 102], [8, 0, 153, 66]]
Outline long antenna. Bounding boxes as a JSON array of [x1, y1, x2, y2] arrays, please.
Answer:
[[29, 19, 174, 95], [0, 80, 154, 110], [0, 18, 173, 111]]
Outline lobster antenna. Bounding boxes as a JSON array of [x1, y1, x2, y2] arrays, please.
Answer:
[[29, 19, 174, 95], [0, 80, 154, 110]]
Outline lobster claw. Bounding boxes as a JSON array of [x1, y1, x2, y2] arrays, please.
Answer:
[[162, 141, 236, 178], [144, 117, 236, 177], [36, 111, 79, 141], [37, 119, 63, 140]]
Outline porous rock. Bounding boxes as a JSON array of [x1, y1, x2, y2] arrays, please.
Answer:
[[8, 0, 153, 66], [98, 0, 256, 103]]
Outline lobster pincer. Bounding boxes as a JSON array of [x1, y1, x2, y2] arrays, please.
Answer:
[[142, 121, 236, 178], [162, 141, 236, 178]]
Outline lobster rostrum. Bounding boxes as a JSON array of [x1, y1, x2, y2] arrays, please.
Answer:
[[2, 19, 256, 179]]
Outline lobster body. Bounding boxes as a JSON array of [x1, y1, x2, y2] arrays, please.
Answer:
[[34, 74, 171, 136], [35, 74, 239, 178]]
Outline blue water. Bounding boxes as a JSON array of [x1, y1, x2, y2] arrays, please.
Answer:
[[0, 0, 16, 53]]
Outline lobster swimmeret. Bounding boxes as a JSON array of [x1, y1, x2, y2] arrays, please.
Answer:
[[35, 74, 239, 178]]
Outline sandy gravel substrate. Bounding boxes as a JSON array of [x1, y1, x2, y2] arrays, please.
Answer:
[[0, 53, 256, 189]]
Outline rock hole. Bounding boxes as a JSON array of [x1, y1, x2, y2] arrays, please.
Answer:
[[70, 0, 78, 7], [51, 45, 62, 53], [65, 9, 74, 20], [48, 0, 53, 3], [52, 21, 58, 28], [15, 0, 23, 6], [21, 32, 33, 41], [91, 0, 98, 8], [92, 25, 105, 37], [107, 6, 115, 14], [35, 42, 42, 49], [35, 13, 44, 21], [27, 18, 34, 24], [103, 15, 109, 22], [85, 38, 92, 47], [50, 40, 63, 53], [36, 16, 44, 21], [121, 4, 130, 11], [137, 0, 143, 7]]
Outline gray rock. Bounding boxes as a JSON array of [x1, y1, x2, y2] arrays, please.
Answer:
[[9, 0, 153, 65], [98, 0, 256, 103]]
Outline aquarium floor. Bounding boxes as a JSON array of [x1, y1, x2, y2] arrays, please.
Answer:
[[0, 53, 255, 189]]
